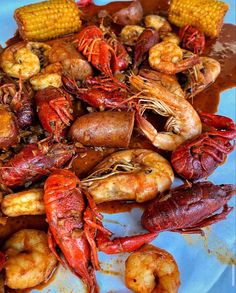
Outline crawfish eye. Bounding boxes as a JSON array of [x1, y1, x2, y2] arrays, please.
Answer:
[[145, 169, 152, 174]]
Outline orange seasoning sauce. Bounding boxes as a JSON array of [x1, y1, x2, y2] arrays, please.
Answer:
[[193, 23, 236, 113]]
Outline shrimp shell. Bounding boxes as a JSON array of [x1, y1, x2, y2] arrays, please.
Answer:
[[149, 41, 199, 75], [30, 73, 62, 90], [0, 42, 40, 80], [1, 188, 45, 217], [82, 149, 174, 203]]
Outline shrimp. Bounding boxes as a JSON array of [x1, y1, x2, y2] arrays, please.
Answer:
[[129, 74, 202, 151], [149, 41, 200, 75], [160, 32, 180, 45], [30, 73, 62, 90], [0, 42, 41, 80], [81, 149, 174, 203], [144, 15, 172, 33], [183, 57, 221, 99], [1, 188, 45, 216], [125, 244, 180, 293], [120, 25, 145, 46], [26, 42, 52, 68], [3, 229, 57, 289]]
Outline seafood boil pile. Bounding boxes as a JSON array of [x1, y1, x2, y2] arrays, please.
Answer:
[[0, 0, 235, 292]]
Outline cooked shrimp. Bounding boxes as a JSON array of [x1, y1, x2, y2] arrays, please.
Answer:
[[144, 15, 172, 33], [3, 229, 57, 289], [26, 42, 51, 68], [81, 149, 174, 203], [183, 57, 221, 99], [129, 74, 202, 151], [0, 42, 40, 80], [160, 32, 180, 45], [30, 73, 62, 90], [125, 244, 180, 293], [139, 68, 185, 99], [120, 25, 145, 46], [1, 188, 45, 216], [149, 41, 200, 75]]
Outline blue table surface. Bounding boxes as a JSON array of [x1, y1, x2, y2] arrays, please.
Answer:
[[0, 1, 235, 293]]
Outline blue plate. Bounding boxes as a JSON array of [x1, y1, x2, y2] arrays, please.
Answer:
[[0, 1, 235, 292]]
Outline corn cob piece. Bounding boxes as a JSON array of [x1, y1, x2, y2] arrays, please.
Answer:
[[14, 0, 82, 41], [168, 0, 229, 38]]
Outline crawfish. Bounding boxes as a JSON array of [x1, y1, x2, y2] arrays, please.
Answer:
[[76, 25, 119, 76], [44, 169, 157, 292], [171, 112, 236, 180], [0, 71, 34, 128], [62, 75, 128, 110], [0, 140, 75, 188], [142, 181, 236, 234], [179, 25, 205, 55], [35, 87, 74, 142]]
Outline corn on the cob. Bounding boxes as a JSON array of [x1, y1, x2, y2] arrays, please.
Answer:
[[14, 0, 82, 41], [168, 0, 229, 38]]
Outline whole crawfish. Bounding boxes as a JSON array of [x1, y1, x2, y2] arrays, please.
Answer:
[[76, 25, 118, 76], [0, 141, 75, 188], [76, 25, 129, 76], [142, 181, 236, 234], [35, 87, 74, 142], [179, 25, 205, 55], [0, 70, 34, 128], [63, 75, 128, 110], [44, 169, 157, 292], [171, 112, 236, 180]]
